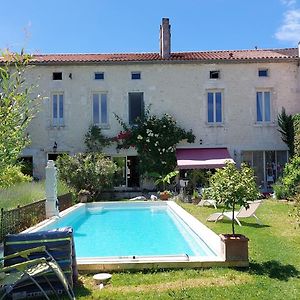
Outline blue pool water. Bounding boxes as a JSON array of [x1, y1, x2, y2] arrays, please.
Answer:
[[43, 203, 217, 258]]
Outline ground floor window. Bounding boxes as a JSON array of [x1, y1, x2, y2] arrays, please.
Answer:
[[112, 156, 140, 189], [241, 150, 288, 190]]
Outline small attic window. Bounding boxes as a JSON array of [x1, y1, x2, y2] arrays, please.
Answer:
[[95, 72, 104, 80], [209, 70, 220, 79], [53, 72, 62, 80], [131, 72, 141, 80], [258, 69, 269, 77]]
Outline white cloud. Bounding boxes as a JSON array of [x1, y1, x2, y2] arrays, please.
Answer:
[[281, 0, 296, 6], [275, 9, 300, 43]]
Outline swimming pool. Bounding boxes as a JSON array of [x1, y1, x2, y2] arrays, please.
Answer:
[[27, 201, 226, 271]]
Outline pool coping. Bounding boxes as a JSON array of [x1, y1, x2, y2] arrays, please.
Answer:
[[25, 201, 249, 271]]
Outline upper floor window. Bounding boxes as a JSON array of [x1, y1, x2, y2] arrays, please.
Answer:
[[129, 92, 144, 124], [131, 72, 141, 80], [209, 70, 220, 79], [95, 72, 104, 80], [93, 93, 108, 125], [53, 72, 62, 80], [52, 93, 64, 126], [256, 91, 271, 122], [258, 69, 269, 77], [207, 91, 222, 123]]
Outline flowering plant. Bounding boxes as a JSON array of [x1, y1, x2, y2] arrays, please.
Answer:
[[114, 109, 195, 176], [158, 190, 173, 197]]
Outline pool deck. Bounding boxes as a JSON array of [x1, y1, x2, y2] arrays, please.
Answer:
[[25, 201, 249, 271]]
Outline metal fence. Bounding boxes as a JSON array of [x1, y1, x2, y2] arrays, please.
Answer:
[[0, 193, 73, 242]]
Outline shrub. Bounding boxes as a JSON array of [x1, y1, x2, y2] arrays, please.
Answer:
[[0, 165, 32, 188], [275, 156, 300, 199], [56, 153, 117, 199]]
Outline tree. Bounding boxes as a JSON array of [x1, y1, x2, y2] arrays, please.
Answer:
[[56, 153, 117, 199], [0, 51, 39, 179], [115, 109, 195, 176], [84, 125, 112, 152], [207, 162, 259, 235], [277, 107, 294, 157]]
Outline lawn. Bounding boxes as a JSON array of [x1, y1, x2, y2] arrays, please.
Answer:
[[72, 200, 300, 300], [0, 180, 71, 210]]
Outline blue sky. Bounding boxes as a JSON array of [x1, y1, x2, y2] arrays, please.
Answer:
[[1, 0, 300, 54]]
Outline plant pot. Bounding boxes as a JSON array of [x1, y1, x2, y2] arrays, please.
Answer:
[[192, 197, 201, 205], [160, 194, 170, 201], [220, 234, 249, 263]]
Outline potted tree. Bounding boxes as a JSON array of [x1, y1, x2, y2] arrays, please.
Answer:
[[207, 162, 259, 263], [151, 170, 179, 200]]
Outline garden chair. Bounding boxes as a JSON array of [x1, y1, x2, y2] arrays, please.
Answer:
[[3, 227, 77, 299], [207, 200, 263, 226], [0, 246, 75, 300]]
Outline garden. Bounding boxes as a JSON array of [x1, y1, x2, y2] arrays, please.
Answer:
[[1, 53, 300, 299]]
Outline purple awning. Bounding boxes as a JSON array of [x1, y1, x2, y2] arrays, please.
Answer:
[[176, 148, 234, 169]]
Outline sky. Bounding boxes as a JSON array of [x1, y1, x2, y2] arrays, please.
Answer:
[[1, 0, 300, 54]]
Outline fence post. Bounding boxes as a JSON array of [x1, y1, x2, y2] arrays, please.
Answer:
[[45, 160, 59, 217]]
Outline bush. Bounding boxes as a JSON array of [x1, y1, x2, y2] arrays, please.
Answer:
[[56, 153, 117, 199], [0, 165, 32, 188], [275, 156, 300, 199]]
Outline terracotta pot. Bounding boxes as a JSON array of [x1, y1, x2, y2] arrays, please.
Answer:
[[160, 194, 170, 200], [79, 194, 88, 203], [220, 234, 249, 263]]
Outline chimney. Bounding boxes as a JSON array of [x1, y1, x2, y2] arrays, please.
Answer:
[[160, 18, 171, 59]]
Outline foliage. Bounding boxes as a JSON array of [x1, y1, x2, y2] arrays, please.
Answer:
[[0, 51, 39, 184], [206, 162, 259, 234], [56, 153, 117, 199], [0, 165, 31, 188], [293, 113, 300, 156], [277, 107, 295, 157], [289, 190, 300, 228], [84, 125, 112, 152], [115, 109, 195, 176], [186, 169, 211, 194], [274, 156, 300, 199], [151, 170, 179, 191]]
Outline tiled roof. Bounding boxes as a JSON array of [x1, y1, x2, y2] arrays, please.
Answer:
[[1, 48, 298, 64]]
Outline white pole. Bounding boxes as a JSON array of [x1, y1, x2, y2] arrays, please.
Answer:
[[45, 160, 59, 217]]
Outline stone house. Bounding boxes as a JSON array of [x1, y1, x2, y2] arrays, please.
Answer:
[[20, 18, 300, 191]]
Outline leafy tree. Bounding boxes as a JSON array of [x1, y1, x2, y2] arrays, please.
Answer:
[[207, 162, 259, 235], [0, 51, 39, 183], [277, 107, 294, 157], [84, 125, 112, 152], [115, 109, 195, 176], [56, 153, 117, 199]]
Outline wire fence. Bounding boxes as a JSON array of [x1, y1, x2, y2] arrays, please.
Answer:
[[0, 193, 73, 242]]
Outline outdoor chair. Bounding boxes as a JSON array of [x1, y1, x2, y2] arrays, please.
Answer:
[[206, 200, 263, 226], [3, 227, 77, 299], [198, 199, 217, 209], [0, 246, 75, 300]]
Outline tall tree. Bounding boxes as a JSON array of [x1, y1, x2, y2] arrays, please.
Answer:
[[0, 51, 39, 175], [277, 107, 294, 157]]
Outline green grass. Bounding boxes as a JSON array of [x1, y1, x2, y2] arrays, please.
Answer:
[[0, 180, 71, 210], [71, 200, 300, 300]]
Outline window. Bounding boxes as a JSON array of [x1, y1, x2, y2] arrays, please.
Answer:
[[209, 70, 220, 79], [53, 72, 62, 80], [95, 72, 104, 80], [258, 69, 268, 77], [207, 91, 222, 123], [92, 93, 108, 125], [128, 92, 144, 124], [131, 72, 141, 80], [52, 93, 64, 126], [256, 91, 271, 122]]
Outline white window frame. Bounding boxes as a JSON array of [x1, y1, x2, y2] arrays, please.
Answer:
[[207, 90, 223, 124], [51, 92, 64, 127], [256, 90, 271, 123], [92, 92, 109, 127]]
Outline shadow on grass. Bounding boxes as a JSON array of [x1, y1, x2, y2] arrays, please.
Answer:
[[247, 260, 300, 281], [217, 219, 270, 228], [73, 278, 92, 297]]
